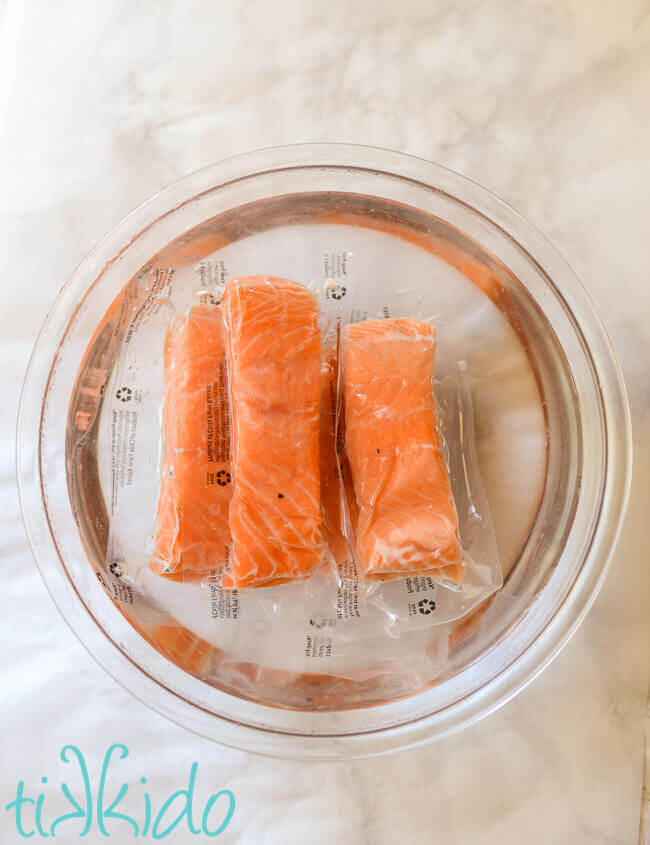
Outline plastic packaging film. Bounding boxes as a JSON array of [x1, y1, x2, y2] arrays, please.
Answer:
[[99, 240, 503, 680]]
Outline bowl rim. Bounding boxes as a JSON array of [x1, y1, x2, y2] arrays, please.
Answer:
[[17, 143, 633, 759]]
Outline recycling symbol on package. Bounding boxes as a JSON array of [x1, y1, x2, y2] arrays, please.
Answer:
[[109, 562, 123, 578], [116, 387, 132, 403], [309, 615, 332, 629], [216, 470, 231, 486], [330, 285, 347, 300], [418, 598, 436, 615]]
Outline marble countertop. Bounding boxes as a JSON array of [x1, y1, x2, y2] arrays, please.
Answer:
[[1, 1, 648, 842]]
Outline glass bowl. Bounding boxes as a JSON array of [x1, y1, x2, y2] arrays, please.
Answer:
[[17, 144, 632, 759]]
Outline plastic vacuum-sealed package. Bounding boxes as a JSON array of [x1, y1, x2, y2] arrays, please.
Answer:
[[334, 357, 502, 633], [97, 232, 502, 680], [322, 263, 502, 633]]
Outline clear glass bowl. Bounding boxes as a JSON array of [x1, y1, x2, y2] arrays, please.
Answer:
[[17, 144, 632, 759]]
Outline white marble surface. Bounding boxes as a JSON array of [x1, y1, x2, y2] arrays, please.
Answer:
[[1, 0, 649, 842]]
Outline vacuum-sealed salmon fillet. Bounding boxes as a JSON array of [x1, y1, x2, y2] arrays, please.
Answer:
[[341, 318, 465, 583], [222, 275, 323, 588], [152, 304, 232, 580]]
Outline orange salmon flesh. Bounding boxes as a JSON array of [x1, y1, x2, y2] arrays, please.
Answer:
[[222, 276, 323, 588], [341, 318, 464, 584], [151, 288, 464, 589], [152, 304, 232, 581]]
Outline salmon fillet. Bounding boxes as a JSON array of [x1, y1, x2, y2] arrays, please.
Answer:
[[152, 304, 232, 581], [222, 275, 323, 588], [341, 318, 465, 583]]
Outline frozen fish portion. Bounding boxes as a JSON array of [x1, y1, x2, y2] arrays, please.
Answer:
[[152, 304, 232, 580], [341, 318, 465, 583], [222, 275, 323, 588]]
